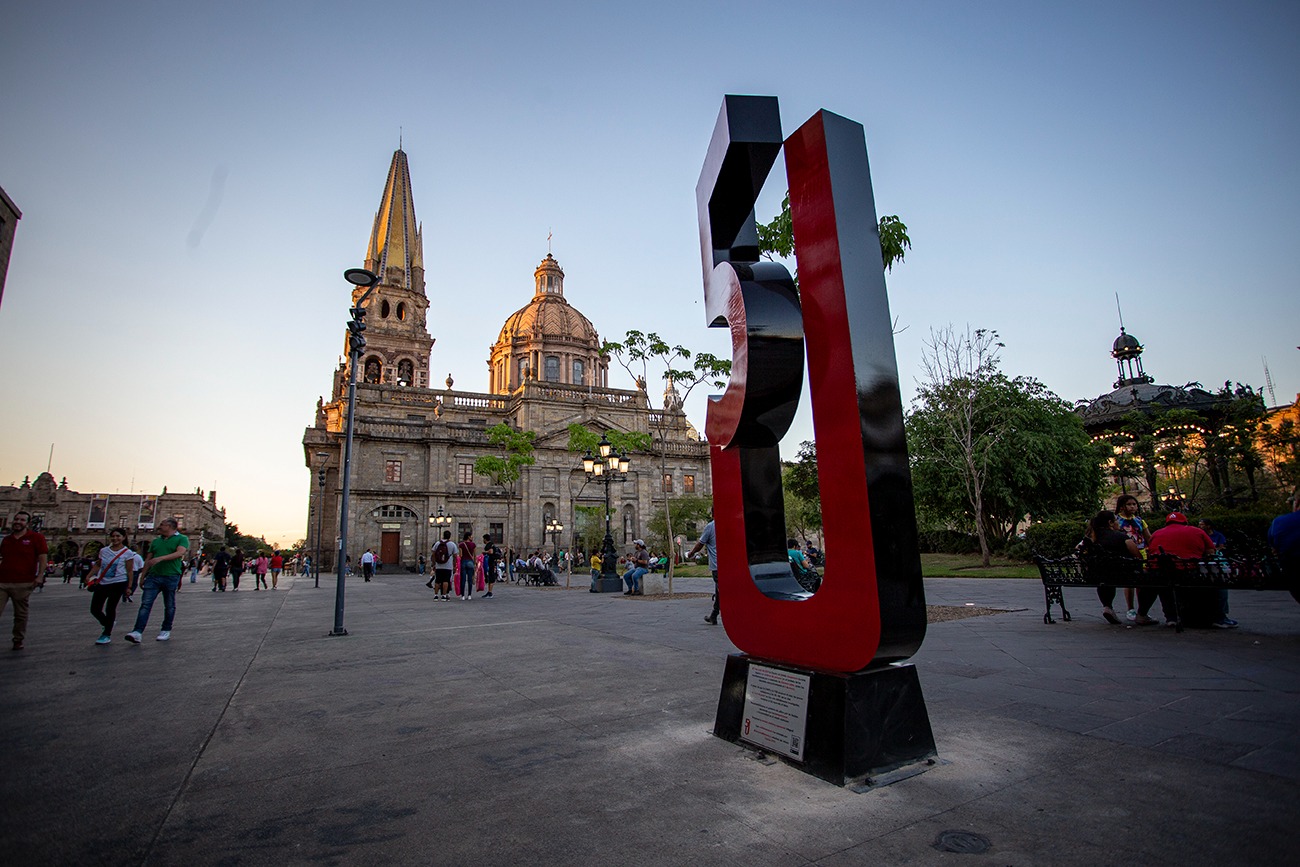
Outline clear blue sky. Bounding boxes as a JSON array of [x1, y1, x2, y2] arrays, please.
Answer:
[[2, 1, 1297, 544]]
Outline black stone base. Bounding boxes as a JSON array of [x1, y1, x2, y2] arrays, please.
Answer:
[[592, 576, 623, 593], [713, 654, 937, 788]]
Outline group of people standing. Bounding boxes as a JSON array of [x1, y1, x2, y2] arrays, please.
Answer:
[[204, 549, 285, 592], [426, 531, 500, 601]]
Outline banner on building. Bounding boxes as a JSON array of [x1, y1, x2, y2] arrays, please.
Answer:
[[87, 495, 108, 530], [137, 495, 158, 530]]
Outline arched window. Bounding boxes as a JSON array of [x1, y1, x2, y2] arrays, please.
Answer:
[[397, 359, 414, 385], [363, 357, 382, 384], [572, 359, 585, 385], [544, 356, 560, 382], [380, 299, 391, 318], [396, 302, 407, 321]]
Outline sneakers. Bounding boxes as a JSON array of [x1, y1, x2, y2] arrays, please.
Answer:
[[156, 631, 171, 641], [484, 592, 493, 598], [1133, 615, 1159, 626], [125, 631, 142, 644], [96, 635, 112, 645], [704, 614, 718, 625], [1102, 607, 1121, 625], [1126, 609, 1137, 622], [1211, 619, 1239, 629]]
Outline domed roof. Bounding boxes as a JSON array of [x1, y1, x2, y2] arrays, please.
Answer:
[[494, 254, 601, 347], [1077, 381, 1225, 430], [496, 297, 600, 345], [1112, 328, 1142, 358]]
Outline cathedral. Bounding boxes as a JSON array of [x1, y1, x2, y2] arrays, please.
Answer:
[[303, 150, 711, 570]]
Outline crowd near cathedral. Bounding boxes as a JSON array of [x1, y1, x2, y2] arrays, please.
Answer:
[[303, 150, 710, 569]]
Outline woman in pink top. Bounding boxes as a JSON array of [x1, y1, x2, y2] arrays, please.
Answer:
[[255, 554, 270, 590]]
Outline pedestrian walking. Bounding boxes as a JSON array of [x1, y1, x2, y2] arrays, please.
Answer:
[[84, 528, 134, 644], [230, 549, 245, 591], [0, 510, 49, 650], [124, 518, 189, 644], [481, 533, 499, 598], [212, 548, 231, 591], [255, 552, 269, 590], [361, 549, 375, 582], [688, 518, 718, 624], [269, 550, 284, 588]]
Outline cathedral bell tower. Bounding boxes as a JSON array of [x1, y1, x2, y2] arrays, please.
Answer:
[[338, 149, 435, 394]]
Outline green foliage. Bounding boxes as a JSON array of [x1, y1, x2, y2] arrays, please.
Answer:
[[1025, 520, 1088, 559], [645, 495, 714, 554], [782, 441, 822, 539], [572, 504, 609, 554], [757, 194, 911, 274], [473, 423, 537, 490], [223, 521, 265, 555], [1192, 510, 1276, 552], [1258, 414, 1300, 489], [907, 352, 1103, 550], [565, 423, 652, 457], [601, 331, 731, 397], [917, 528, 981, 555]]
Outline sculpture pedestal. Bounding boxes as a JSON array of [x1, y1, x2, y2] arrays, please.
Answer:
[[592, 575, 623, 593], [713, 654, 936, 788]]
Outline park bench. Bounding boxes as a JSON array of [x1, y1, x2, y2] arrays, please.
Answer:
[[511, 565, 557, 586], [1033, 552, 1297, 631]]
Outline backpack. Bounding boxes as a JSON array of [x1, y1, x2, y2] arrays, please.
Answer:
[[433, 541, 452, 565]]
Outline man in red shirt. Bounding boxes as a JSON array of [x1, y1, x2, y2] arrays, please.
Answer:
[[1148, 512, 1218, 628], [0, 510, 49, 650], [1149, 512, 1217, 560]]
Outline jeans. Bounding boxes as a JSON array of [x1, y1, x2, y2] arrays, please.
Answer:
[[623, 567, 647, 592], [460, 561, 475, 596], [133, 574, 180, 633]]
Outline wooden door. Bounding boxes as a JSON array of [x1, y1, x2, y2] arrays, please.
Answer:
[[380, 531, 400, 566]]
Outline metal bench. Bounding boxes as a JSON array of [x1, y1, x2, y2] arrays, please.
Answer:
[[1033, 552, 1296, 631]]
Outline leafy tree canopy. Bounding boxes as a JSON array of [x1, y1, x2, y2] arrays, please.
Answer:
[[907, 372, 1103, 547], [645, 495, 714, 555], [473, 423, 537, 489], [566, 424, 652, 457], [757, 193, 911, 274]]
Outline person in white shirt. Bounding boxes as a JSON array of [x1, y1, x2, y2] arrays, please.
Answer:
[[84, 528, 136, 644], [361, 548, 376, 582]]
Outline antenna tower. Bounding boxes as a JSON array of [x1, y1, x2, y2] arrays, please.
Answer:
[[1263, 357, 1277, 405]]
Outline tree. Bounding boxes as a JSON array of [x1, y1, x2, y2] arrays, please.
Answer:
[[601, 331, 730, 592], [473, 423, 537, 551], [782, 440, 822, 540], [645, 495, 714, 557], [906, 327, 1102, 565], [757, 193, 911, 274], [565, 424, 652, 458]]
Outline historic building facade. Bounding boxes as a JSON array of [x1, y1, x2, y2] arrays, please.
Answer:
[[303, 150, 711, 569], [0, 472, 226, 562]]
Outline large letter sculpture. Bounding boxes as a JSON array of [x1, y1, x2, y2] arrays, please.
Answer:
[[702, 95, 936, 787]]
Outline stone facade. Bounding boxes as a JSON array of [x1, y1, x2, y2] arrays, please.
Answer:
[[303, 150, 711, 570], [0, 472, 227, 561]]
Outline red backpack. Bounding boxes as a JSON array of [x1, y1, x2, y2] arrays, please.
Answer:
[[433, 540, 452, 565]]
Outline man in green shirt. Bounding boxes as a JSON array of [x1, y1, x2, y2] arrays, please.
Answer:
[[125, 518, 189, 644]]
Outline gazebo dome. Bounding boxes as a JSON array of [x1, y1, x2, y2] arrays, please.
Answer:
[[1112, 328, 1143, 359]]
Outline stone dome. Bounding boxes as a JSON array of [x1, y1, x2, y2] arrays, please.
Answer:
[[496, 296, 600, 346], [486, 254, 610, 394], [495, 253, 600, 346]]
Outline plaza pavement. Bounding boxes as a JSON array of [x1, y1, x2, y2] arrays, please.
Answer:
[[1, 570, 1297, 865]]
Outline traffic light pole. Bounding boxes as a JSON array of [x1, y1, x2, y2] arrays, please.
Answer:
[[332, 269, 379, 637]]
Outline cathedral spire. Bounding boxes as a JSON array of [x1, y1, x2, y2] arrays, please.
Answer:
[[365, 149, 423, 292]]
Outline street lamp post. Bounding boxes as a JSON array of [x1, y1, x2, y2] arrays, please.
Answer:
[[332, 267, 380, 637], [546, 517, 564, 568], [583, 433, 629, 593], [314, 451, 329, 588]]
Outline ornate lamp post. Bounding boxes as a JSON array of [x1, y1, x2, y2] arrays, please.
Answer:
[[313, 450, 329, 588], [583, 433, 630, 593], [546, 517, 564, 567], [332, 267, 380, 637]]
